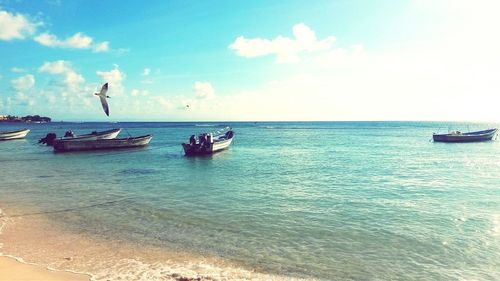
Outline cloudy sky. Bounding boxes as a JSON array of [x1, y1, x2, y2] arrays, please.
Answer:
[[0, 0, 499, 121]]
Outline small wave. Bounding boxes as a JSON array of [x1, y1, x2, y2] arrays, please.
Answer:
[[0, 158, 41, 163], [0, 208, 6, 236], [491, 214, 500, 236], [119, 168, 158, 175], [0, 254, 93, 280], [257, 126, 336, 130], [194, 124, 218, 127], [92, 257, 307, 281]]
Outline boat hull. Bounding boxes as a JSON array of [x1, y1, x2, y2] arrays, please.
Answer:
[[0, 129, 30, 140], [62, 128, 121, 141], [183, 137, 233, 156], [433, 129, 497, 143], [53, 135, 152, 152]]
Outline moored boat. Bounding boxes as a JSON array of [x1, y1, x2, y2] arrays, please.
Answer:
[[39, 128, 121, 146], [182, 127, 234, 156], [0, 128, 30, 140], [53, 135, 152, 152], [62, 128, 121, 141], [433, 128, 497, 143]]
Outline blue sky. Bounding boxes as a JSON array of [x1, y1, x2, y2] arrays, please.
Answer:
[[1, 0, 499, 121]]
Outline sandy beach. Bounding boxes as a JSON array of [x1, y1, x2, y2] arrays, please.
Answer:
[[0, 256, 89, 281], [0, 203, 308, 281]]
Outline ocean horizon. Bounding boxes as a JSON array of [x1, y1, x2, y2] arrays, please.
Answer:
[[1, 121, 499, 280]]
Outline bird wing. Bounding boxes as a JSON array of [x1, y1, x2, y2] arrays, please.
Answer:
[[99, 96, 109, 116], [100, 83, 108, 96]]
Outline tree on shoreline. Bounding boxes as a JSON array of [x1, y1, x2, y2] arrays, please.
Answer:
[[0, 115, 51, 122]]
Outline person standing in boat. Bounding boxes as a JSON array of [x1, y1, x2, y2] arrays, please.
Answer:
[[198, 134, 206, 151], [189, 135, 196, 146]]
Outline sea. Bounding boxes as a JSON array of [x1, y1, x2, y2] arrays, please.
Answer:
[[0, 121, 499, 280]]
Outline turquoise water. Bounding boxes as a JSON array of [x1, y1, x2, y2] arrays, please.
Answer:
[[1, 121, 499, 280]]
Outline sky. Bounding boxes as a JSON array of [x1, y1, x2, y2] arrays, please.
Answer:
[[0, 0, 499, 122]]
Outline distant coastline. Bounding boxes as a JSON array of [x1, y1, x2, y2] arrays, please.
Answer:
[[0, 115, 51, 123]]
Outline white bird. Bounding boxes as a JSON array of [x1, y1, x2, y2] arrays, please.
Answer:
[[94, 83, 110, 116]]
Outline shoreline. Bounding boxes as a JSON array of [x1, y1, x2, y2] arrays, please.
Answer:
[[0, 255, 90, 281], [0, 207, 90, 281], [0, 203, 310, 281]]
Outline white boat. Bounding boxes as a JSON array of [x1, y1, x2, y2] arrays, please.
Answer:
[[53, 135, 153, 152], [182, 127, 234, 155], [39, 128, 121, 146], [62, 128, 121, 141], [0, 128, 30, 140]]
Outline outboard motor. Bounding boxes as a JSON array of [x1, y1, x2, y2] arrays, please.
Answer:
[[38, 133, 57, 146], [225, 130, 234, 139]]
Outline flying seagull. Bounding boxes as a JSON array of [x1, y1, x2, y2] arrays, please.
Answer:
[[94, 83, 110, 116]]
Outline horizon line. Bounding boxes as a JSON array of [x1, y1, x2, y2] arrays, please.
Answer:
[[5, 119, 499, 124]]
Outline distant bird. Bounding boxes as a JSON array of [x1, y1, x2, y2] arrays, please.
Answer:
[[94, 83, 110, 116]]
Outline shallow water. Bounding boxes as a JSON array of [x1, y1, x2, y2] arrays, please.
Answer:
[[1, 121, 499, 280]]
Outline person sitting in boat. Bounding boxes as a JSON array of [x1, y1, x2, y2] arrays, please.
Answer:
[[199, 134, 206, 148], [64, 130, 75, 138]]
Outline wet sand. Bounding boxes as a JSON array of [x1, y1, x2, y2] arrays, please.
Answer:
[[0, 256, 90, 281], [0, 204, 309, 281]]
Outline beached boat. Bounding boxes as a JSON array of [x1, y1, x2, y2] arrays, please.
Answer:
[[53, 135, 152, 152], [433, 128, 497, 143], [0, 128, 30, 140], [182, 127, 234, 156], [62, 128, 121, 141]]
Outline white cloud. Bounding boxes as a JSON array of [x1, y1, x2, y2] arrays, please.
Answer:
[[34, 32, 110, 52], [15, 91, 34, 106], [96, 65, 125, 96], [214, 42, 500, 122], [65, 71, 85, 90], [34, 32, 91, 48], [0, 9, 111, 52], [131, 89, 149, 97], [142, 68, 151, 76], [38, 60, 84, 91], [193, 81, 215, 99], [10, 74, 36, 107], [229, 23, 336, 63], [45, 93, 57, 105], [93, 41, 109, 53], [0, 9, 113, 54], [39, 60, 70, 74], [154, 96, 174, 111], [11, 74, 35, 92], [11, 67, 26, 73], [0, 10, 38, 40]]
